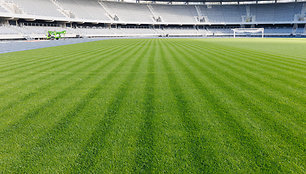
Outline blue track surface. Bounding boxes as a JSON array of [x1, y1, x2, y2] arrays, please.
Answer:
[[0, 38, 108, 54]]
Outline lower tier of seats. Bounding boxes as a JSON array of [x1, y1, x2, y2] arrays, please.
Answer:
[[0, 25, 305, 40]]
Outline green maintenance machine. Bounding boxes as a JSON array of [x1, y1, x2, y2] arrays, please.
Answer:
[[47, 30, 66, 40]]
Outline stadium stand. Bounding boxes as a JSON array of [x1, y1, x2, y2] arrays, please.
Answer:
[[0, 5, 7, 13], [0, 0, 305, 39], [151, 4, 198, 24], [56, 0, 110, 21], [199, 5, 246, 23], [0, 25, 23, 39], [264, 27, 293, 36], [0, 25, 19, 34], [250, 3, 302, 22], [102, 1, 154, 23], [10, 0, 64, 17]]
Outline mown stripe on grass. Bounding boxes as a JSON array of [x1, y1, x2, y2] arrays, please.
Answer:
[[70, 40, 151, 173], [12, 40, 149, 173], [0, 41, 144, 168], [0, 40, 121, 70], [175, 40, 304, 131], [133, 40, 156, 173], [0, 45, 106, 75], [168, 40, 301, 172], [197, 39, 306, 65], [0, 38, 304, 173], [168, 41, 283, 172], [215, 42, 306, 68], [176, 40, 305, 114], [0, 42, 135, 116], [15, 40, 148, 172], [207, 43, 306, 72], [0, 40, 146, 136], [0, 42, 128, 90], [0, 41, 141, 131], [182, 41, 306, 93], [177, 40, 305, 128], [0, 42, 130, 96], [210, 44, 306, 88], [160, 40, 215, 173], [166, 40, 245, 172], [141, 39, 193, 172], [188, 40, 306, 81], [173, 41, 305, 158], [0, 44, 92, 65], [89, 39, 156, 173], [164, 41, 241, 172], [184, 41, 306, 90]]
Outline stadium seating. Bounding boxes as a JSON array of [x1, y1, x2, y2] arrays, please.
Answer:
[[151, 4, 198, 24], [0, 24, 301, 39], [56, 0, 110, 21], [0, 25, 24, 39], [206, 27, 233, 35], [102, 2, 153, 23], [264, 27, 293, 35], [296, 26, 305, 34], [0, 6, 7, 13], [251, 3, 302, 22], [0, 0, 303, 23], [199, 5, 246, 23], [0, 0, 305, 39], [10, 0, 64, 17], [0, 25, 19, 34]]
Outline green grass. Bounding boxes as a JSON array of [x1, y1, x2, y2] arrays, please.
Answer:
[[0, 38, 305, 173]]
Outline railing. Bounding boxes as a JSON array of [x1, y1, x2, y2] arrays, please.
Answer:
[[98, 1, 115, 21], [50, 0, 74, 18], [147, 4, 161, 22], [195, 5, 202, 17]]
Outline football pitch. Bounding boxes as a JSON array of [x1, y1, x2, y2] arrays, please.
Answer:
[[0, 38, 305, 173]]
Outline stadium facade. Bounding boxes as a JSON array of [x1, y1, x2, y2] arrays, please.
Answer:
[[0, 0, 305, 39]]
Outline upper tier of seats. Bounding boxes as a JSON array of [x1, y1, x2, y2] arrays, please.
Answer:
[[1, 0, 305, 24], [8, 0, 64, 17], [56, 0, 110, 21], [102, 1, 154, 23], [250, 3, 302, 22], [0, 5, 7, 13], [152, 4, 198, 23], [199, 5, 247, 23]]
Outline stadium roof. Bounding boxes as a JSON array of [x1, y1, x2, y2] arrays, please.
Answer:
[[138, 0, 302, 3]]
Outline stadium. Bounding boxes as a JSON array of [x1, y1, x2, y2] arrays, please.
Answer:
[[0, 0, 305, 173], [0, 0, 305, 38]]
